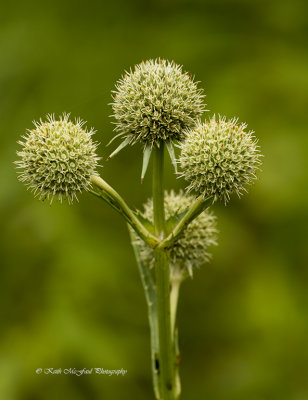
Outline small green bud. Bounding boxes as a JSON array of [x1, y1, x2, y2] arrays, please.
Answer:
[[111, 59, 205, 147], [179, 116, 262, 204], [134, 190, 217, 278], [16, 114, 100, 203]]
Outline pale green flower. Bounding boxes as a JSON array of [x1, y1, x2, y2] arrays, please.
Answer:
[[134, 190, 218, 278], [179, 116, 262, 204], [112, 59, 205, 147], [16, 114, 99, 203], [110, 59, 205, 179]]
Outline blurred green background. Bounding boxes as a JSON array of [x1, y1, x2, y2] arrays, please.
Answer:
[[1, 0, 308, 399]]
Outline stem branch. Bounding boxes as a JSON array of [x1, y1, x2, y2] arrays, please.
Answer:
[[90, 174, 159, 248], [159, 196, 212, 250]]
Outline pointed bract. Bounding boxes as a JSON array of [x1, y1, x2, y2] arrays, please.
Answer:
[[141, 145, 152, 182], [166, 141, 178, 173], [107, 136, 131, 160]]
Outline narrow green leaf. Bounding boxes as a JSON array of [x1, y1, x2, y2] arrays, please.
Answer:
[[106, 132, 125, 147], [134, 211, 155, 234], [107, 137, 131, 160], [141, 145, 152, 182], [128, 228, 156, 304], [165, 208, 189, 235], [128, 227, 160, 398], [166, 141, 177, 173]]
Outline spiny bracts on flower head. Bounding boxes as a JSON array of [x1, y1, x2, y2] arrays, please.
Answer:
[[179, 116, 262, 204], [111, 59, 205, 147], [133, 190, 217, 279], [16, 114, 100, 203]]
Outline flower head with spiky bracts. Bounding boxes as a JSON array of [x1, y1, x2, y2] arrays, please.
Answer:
[[133, 190, 217, 279], [110, 59, 205, 179], [15, 114, 100, 203], [179, 116, 262, 204]]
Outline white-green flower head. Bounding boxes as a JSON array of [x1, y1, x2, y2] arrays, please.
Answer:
[[135, 190, 217, 278], [179, 116, 262, 204], [111, 59, 205, 148], [16, 114, 100, 203]]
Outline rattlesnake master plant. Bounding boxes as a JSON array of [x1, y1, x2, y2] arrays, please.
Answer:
[[179, 116, 262, 203], [16, 114, 99, 203], [133, 190, 218, 279], [16, 59, 263, 400]]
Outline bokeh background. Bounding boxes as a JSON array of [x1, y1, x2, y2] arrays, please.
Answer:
[[1, 0, 308, 399]]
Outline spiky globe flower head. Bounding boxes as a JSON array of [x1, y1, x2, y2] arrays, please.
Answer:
[[179, 116, 262, 204], [111, 59, 205, 149], [16, 114, 100, 203], [133, 190, 217, 279]]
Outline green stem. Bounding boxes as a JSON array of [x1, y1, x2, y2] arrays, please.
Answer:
[[154, 249, 174, 399], [90, 174, 159, 248], [152, 146, 165, 238], [152, 145, 175, 399], [159, 196, 212, 250]]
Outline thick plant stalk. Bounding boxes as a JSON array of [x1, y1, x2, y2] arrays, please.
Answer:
[[154, 248, 174, 399], [152, 145, 166, 238], [152, 145, 176, 399]]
